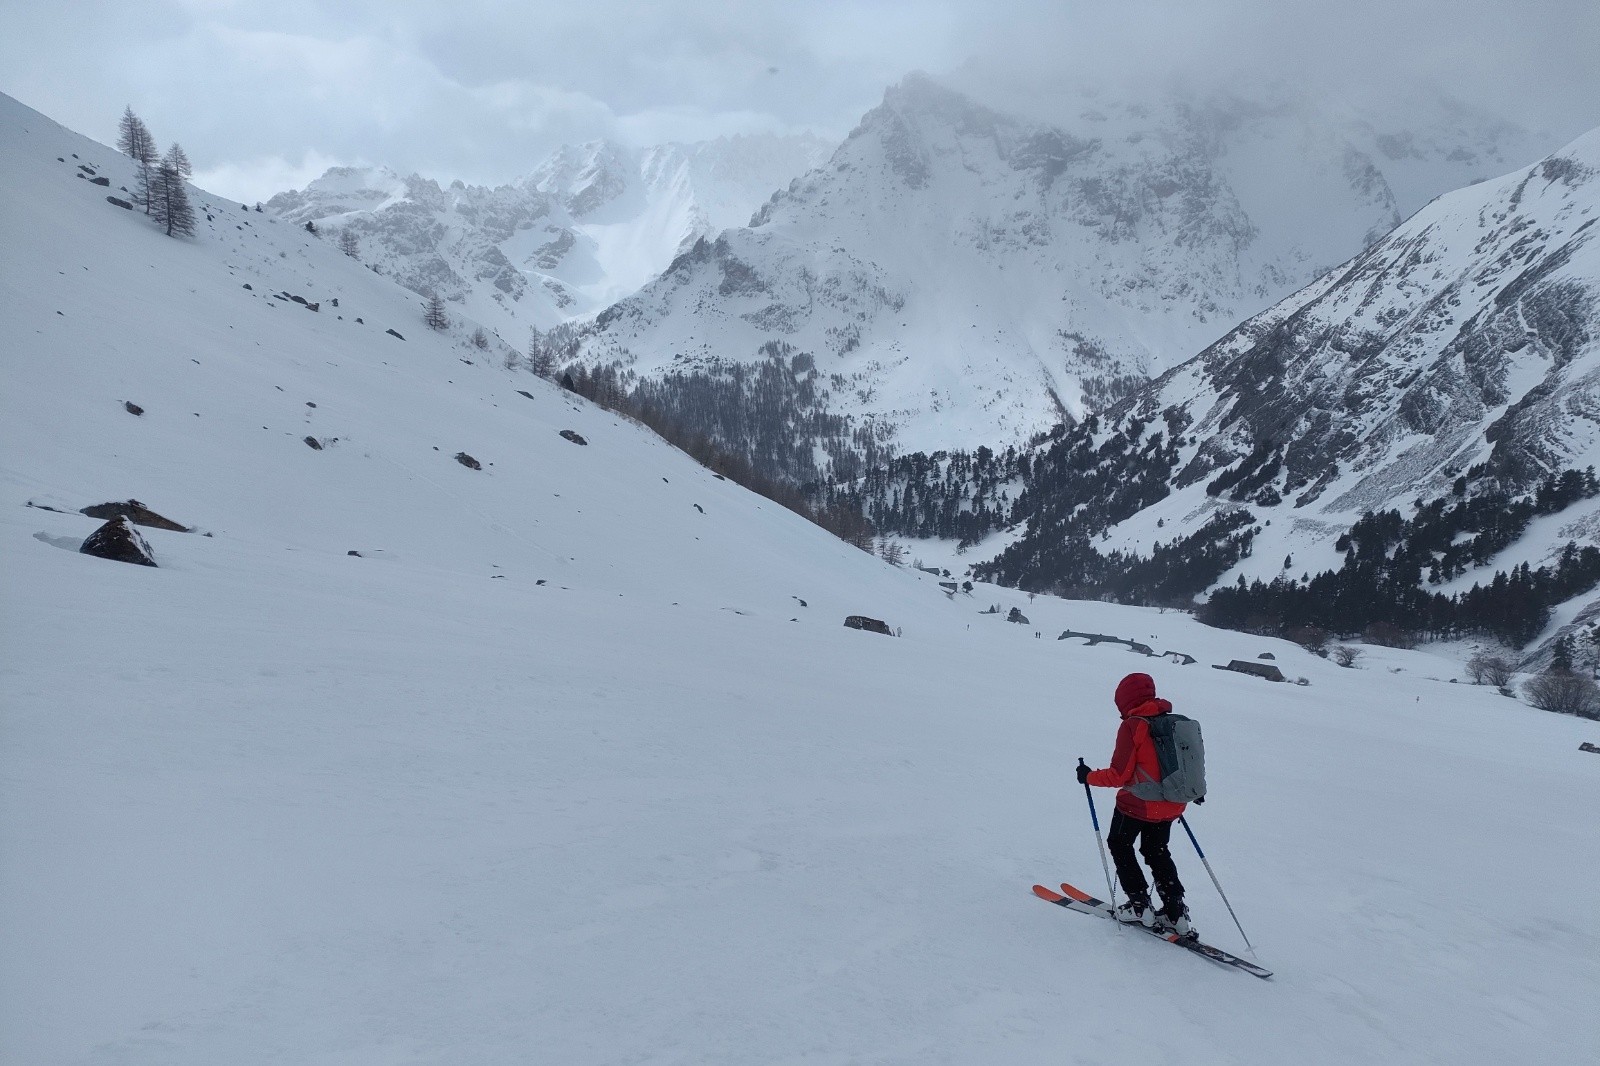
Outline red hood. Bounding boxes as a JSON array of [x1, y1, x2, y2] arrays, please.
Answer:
[[1120, 698, 1173, 720]]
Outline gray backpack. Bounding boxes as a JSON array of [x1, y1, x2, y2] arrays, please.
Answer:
[[1127, 713, 1206, 804]]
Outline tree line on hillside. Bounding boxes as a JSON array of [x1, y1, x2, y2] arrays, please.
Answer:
[[1200, 468, 1600, 649], [116, 107, 194, 238], [545, 347, 878, 550], [824, 445, 1028, 545]]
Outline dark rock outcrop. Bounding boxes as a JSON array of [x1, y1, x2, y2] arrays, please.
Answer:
[[80, 516, 157, 567], [844, 615, 894, 635], [123, 401, 144, 415], [455, 451, 482, 470], [560, 430, 588, 445], [80, 500, 187, 532], [106, 195, 132, 209]]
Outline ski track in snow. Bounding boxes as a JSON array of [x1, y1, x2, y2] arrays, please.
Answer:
[[2, 93, 1598, 1065]]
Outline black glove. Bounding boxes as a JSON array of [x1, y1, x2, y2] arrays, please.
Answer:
[[1075, 761, 1092, 785], [1194, 795, 1206, 805]]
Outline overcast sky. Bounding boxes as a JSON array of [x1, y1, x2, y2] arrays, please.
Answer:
[[2, 0, 1595, 202]]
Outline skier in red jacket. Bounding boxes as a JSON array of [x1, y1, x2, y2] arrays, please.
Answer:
[[1077, 671, 1193, 935]]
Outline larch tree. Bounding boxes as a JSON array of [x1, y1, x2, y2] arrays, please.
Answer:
[[165, 142, 192, 179], [117, 107, 158, 214], [338, 228, 360, 258], [151, 144, 197, 238], [527, 328, 555, 378], [424, 291, 449, 331], [116, 107, 155, 162]]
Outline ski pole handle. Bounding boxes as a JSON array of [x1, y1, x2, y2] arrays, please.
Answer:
[[1077, 758, 1101, 832]]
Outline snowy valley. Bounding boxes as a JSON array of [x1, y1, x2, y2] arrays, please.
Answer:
[[3, 87, 1599, 1066]]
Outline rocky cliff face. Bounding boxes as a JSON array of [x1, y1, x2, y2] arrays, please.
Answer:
[[1143, 127, 1600, 517], [556, 73, 1543, 455]]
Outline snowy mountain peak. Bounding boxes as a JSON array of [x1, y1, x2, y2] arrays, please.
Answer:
[[566, 74, 1548, 457], [526, 139, 633, 217], [265, 164, 409, 218]]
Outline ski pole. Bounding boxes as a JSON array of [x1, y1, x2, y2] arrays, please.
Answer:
[[1078, 758, 1119, 913], [1178, 815, 1254, 953]]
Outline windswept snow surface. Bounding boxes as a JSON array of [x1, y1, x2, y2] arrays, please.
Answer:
[[3, 94, 1598, 1064]]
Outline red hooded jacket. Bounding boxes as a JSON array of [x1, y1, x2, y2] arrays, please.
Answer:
[[1085, 672, 1187, 823]]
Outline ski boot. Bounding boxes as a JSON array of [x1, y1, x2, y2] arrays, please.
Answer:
[[1114, 894, 1157, 928], [1154, 900, 1195, 939]]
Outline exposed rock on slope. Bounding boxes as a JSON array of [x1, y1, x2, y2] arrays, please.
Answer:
[[80, 516, 157, 567]]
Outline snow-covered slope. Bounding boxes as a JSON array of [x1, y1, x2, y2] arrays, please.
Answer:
[[3, 94, 1597, 1065], [557, 74, 1543, 455], [265, 134, 831, 340]]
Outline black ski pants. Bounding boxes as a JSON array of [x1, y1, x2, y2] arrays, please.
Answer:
[[1107, 809, 1184, 906]]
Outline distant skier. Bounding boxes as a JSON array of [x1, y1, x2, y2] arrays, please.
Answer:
[[1077, 672, 1196, 936]]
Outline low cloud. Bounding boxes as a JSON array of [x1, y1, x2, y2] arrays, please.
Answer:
[[192, 149, 349, 205], [3, 0, 1593, 199]]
